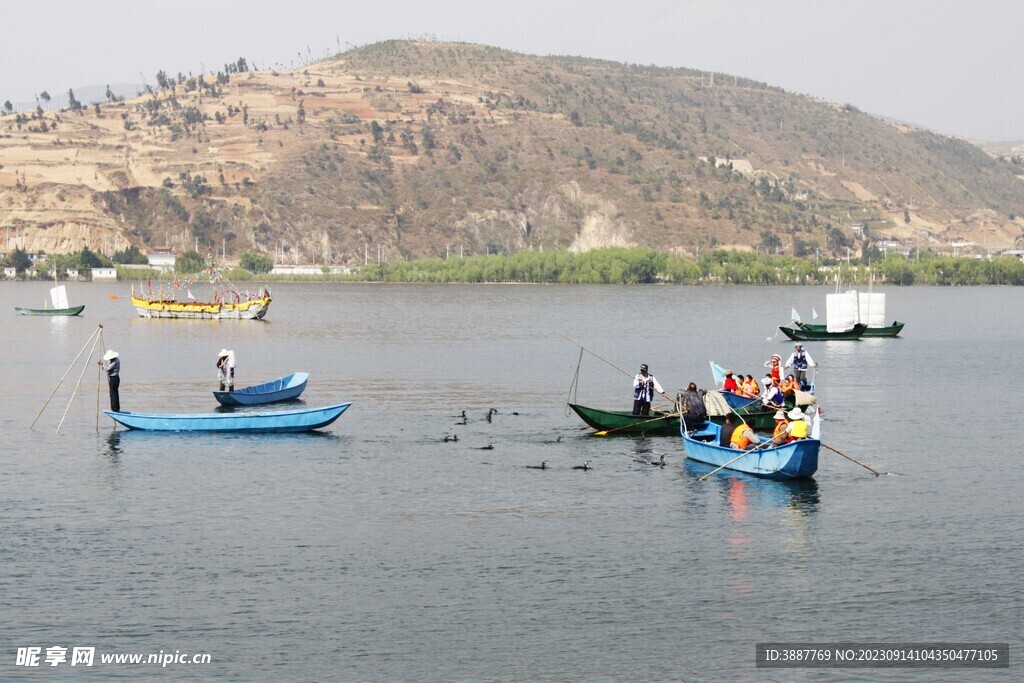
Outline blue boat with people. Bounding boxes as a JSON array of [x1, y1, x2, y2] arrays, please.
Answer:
[[213, 372, 309, 406], [681, 420, 820, 480], [103, 402, 351, 433]]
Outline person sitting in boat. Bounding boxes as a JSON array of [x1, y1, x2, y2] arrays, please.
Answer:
[[632, 364, 671, 416], [771, 410, 790, 445], [741, 374, 760, 398], [729, 420, 761, 450], [722, 370, 740, 394], [780, 374, 799, 407], [785, 407, 809, 441], [764, 354, 782, 383], [217, 349, 236, 392], [761, 376, 785, 409], [784, 344, 816, 391], [677, 382, 708, 425], [719, 413, 740, 447]]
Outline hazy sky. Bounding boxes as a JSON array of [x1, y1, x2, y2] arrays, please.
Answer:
[[2, 0, 1021, 140]]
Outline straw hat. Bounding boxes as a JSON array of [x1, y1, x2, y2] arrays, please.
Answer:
[[787, 407, 805, 420], [774, 410, 787, 420], [103, 350, 119, 361], [725, 369, 734, 376]]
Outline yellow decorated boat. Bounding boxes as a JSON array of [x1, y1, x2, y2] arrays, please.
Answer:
[[131, 287, 271, 320]]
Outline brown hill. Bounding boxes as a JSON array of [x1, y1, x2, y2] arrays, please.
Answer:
[[2, 40, 1023, 263]]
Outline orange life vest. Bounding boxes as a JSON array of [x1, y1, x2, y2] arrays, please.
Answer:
[[781, 378, 798, 394], [731, 426, 752, 449], [773, 420, 789, 442]]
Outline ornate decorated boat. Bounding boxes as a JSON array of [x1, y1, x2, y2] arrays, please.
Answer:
[[131, 286, 271, 320]]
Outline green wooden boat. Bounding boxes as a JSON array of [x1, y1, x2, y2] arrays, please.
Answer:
[[779, 323, 866, 341], [796, 320, 904, 337], [15, 305, 85, 316], [569, 402, 778, 435]]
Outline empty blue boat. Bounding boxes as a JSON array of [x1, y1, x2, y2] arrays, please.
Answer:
[[681, 420, 820, 480], [104, 402, 351, 433], [213, 372, 309, 406]]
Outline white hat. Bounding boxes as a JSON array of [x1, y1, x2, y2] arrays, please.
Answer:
[[774, 410, 787, 420], [787, 407, 804, 420], [218, 348, 230, 357], [103, 350, 119, 361]]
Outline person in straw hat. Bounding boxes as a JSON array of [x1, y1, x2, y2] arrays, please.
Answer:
[[786, 407, 809, 441], [771, 410, 790, 445], [97, 349, 122, 412], [216, 349, 236, 392]]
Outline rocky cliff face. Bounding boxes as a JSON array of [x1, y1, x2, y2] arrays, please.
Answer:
[[2, 40, 1022, 263]]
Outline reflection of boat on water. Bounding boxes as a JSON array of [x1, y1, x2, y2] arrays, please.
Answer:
[[682, 459, 820, 513]]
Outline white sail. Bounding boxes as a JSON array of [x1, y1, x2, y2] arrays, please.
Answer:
[[825, 291, 858, 332], [50, 285, 69, 310], [858, 292, 886, 328]]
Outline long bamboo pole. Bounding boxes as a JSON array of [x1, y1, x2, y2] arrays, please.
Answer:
[[698, 449, 751, 481], [823, 443, 881, 476], [57, 333, 101, 433], [30, 325, 101, 430], [594, 411, 681, 436]]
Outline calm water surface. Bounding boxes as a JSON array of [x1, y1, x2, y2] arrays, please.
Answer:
[[0, 282, 1020, 682]]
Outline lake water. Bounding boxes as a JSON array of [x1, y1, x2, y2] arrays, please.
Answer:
[[0, 281, 1020, 681]]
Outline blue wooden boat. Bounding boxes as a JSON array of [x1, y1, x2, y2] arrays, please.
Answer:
[[681, 420, 820, 480], [213, 372, 309, 406], [103, 402, 351, 433]]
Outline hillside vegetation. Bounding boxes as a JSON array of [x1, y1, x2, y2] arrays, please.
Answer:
[[2, 41, 1023, 264]]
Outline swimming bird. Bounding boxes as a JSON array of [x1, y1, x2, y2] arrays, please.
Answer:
[[650, 454, 667, 467], [455, 415, 468, 426], [479, 442, 495, 450], [572, 460, 592, 470], [485, 408, 498, 423], [526, 461, 548, 470], [443, 434, 459, 442]]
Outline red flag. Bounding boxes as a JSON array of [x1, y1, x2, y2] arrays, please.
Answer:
[[147, 278, 151, 289]]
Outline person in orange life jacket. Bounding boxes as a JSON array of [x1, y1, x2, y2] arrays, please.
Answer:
[[722, 370, 739, 393], [785, 407, 810, 440], [742, 374, 760, 398], [784, 344, 816, 390], [771, 410, 790, 444], [780, 374, 799, 407], [764, 354, 782, 383], [730, 419, 761, 450], [632, 364, 671, 416]]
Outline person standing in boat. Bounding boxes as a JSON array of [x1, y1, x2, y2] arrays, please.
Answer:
[[784, 344, 816, 390], [764, 354, 783, 383], [677, 382, 708, 425], [98, 350, 121, 412], [217, 349, 236, 392], [632, 364, 672, 416]]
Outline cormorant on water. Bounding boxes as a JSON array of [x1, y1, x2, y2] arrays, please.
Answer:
[[649, 454, 667, 467], [572, 460, 592, 470], [455, 416, 468, 426], [526, 461, 549, 470], [485, 408, 498, 423], [443, 434, 459, 442], [479, 442, 495, 450]]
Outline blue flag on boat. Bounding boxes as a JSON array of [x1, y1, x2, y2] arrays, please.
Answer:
[[791, 307, 800, 321], [812, 307, 819, 319]]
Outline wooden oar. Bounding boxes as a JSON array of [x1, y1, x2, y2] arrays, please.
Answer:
[[823, 443, 881, 476], [698, 449, 751, 481], [594, 412, 680, 436]]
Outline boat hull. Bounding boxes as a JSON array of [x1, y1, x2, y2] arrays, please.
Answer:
[[131, 295, 270, 320], [779, 323, 866, 341], [797, 320, 904, 337], [103, 402, 350, 433], [569, 403, 679, 435], [682, 421, 819, 480], [569, 402, 778, 434], [213, 372, 309, 406], [15, 305, 85, 316]]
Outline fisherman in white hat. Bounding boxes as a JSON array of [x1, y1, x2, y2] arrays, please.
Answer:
[[97, 349, 122, 412], [785, 407, 809, 440], [216, 349, 236, 392]]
